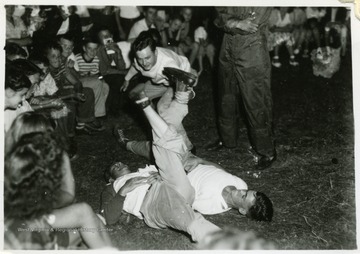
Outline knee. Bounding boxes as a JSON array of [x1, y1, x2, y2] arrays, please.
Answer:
[[74, 202, 97, 223]]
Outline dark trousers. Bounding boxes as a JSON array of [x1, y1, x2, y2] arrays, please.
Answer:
[[217, 33, 275, 157], [104, 74, 125, 115]]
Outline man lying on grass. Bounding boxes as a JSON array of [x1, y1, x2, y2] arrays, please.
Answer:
[[112, 70, 273, 222], [101, 87, 220, 242]]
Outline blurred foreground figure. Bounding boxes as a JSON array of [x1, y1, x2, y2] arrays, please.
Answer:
[[198, 228, 276, 250]]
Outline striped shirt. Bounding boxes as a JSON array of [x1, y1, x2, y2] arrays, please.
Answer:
[[74, 54, 100, 76]]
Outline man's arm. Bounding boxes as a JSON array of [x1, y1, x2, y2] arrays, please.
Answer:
[[100, 184, 126, 225]]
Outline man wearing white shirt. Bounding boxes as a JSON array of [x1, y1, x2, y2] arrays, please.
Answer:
[[128, 7, 157, 42]]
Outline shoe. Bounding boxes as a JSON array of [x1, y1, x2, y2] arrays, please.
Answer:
[[256, 154, 276, 170], [113, 124, 129, 149], [289, 58, 299, 66], [76, 124, 95, 135], [204, 140, 224, 151], [68, 138, 79, 161], [84, 121, 106, 132], [271, 58, 282, 68], [163, 67, 197, 91]]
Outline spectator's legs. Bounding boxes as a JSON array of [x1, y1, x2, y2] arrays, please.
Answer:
[[103, 74, 125, 116], [49, 202, 113, 249], [77, 87, 96, 124], [80, 76, 109, 118]]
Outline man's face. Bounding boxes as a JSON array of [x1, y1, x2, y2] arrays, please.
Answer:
[[135, 46, 157, 71], [110, 162, 131, 179], [5, 88, 28, 109], [59, 38, 74, 58], [83, 42, 98, 60], [46, 48, 62, 69], [237, 190, 257, 215], [98, 30, 113, 45], [181, 8, 192, 22], [144, 8, 157, 25], [170, 19, 182, 32]]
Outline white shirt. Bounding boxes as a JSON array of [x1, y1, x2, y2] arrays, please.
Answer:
[[118, 6, 141, 19], [128, 18, 155, 41], [133, 47, 191, 86], [188, 164, 248, 215], [112, 165, 157, 219]]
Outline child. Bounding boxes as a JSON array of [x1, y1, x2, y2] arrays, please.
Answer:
[[268, 7, 299, 68], [44, 41, 105, 134], [74, 37, 110, 118]]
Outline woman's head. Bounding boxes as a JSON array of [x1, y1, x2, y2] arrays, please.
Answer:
[[6, 112, 54, 155], [4, 132, 65, 220], [5, 66, 32, 110]]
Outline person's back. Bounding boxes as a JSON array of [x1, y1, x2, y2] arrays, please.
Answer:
[[188, 164, 247, 215]]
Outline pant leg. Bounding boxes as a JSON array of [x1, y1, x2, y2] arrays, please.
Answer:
[[218, 35, 240, 148], [104, 74, 124, 115], [64, 101, 76, 137], [81, 76, 109, 117], [127, 140, 153, 161], [157, 87, 193, 150], [140, 182, 220, 242], [77, 87, 95, 123], [235, 39, 275, 157], [152, 125, 195, 204]]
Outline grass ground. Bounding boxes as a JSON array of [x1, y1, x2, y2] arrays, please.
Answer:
[[71, 51, 355, 250]]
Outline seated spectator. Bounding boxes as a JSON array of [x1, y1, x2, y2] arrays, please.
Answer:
[[97, 27, 127, 116], [43, 41, 105, 135], [115, 6, 143, 40], [57, 33, 79, 72], [4, 129, 113, 249], [178, 7, 199, 67], [5, 42, 28, 61], [6, 5, 33, 48], [164, 14, 185, 54], [74, 38, 110, 119], [268, 7, 299, 68], [4, 65, 31, 111], [128, 6, 158, 42], [90, 6, 119, 42]]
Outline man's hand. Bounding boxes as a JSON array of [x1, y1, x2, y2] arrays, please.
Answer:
[[106, 42, 121, 54], [227, 17, 258, 33], [120, 80, 130, 92], [73, 93, 86, 102], [119, 176, 150, 196], [235, 17, 258, 33]]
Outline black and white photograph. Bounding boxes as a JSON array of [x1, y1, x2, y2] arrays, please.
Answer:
[[1, 1, 359, 251]]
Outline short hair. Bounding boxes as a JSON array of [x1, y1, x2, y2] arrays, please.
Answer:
[[170, 13, 185, 23], [4, 132, 65, 220], [57, 32, 75, 43], [11, 59, 44, 77], [132, 31, 157, 53], [4, 42, 28, 58], [43, 41, 63, 57], [5, 112, 54, 155], [5, 65, 32, 91], [247, 192, 273, 222], [82, 36, 99, 48]]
